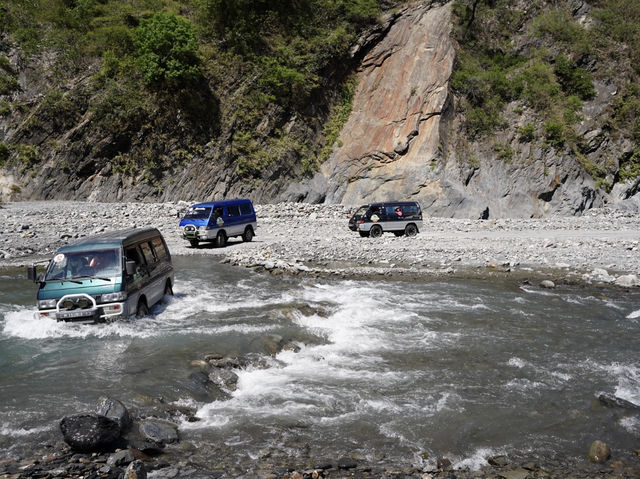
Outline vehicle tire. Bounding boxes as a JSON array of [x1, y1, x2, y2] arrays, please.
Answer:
[[393, 231, 405, 237], [136, 300, 149, 318], [370, 225, 383, 238], [189, 239, 199, 248], [242, 227, 254, 242], [216, 231, 227, 248], [164, 281, 173, 296], [404, 223, 418, 237], [358, 231, 370, 238]]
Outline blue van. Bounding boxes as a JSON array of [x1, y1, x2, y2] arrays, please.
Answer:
[[179, 198, 257, 247], [27, 228, 174, 323]]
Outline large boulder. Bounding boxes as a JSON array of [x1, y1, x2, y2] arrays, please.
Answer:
[[96, 397, 132, 432], [60, 414, 121, 452]]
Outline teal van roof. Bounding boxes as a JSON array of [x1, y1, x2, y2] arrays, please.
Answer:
[[56, 227, 161, 252]]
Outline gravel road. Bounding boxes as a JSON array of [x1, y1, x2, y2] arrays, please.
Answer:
[[1, 200, 639, 287]]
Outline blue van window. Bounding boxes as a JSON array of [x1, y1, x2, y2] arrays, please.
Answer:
[[239, 203, 252, 215], [184, 207, 211, 220], [227, 205, 240, 217]]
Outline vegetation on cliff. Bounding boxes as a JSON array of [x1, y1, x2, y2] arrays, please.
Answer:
[[451, 0, 640, 190], [0, 0, 382, 196]]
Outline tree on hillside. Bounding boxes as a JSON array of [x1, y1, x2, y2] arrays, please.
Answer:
[[134, 12, 200, 88]]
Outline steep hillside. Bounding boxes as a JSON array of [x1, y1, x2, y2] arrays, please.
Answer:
[[1, 0, 639, 217]]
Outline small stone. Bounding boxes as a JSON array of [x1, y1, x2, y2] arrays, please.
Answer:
[[539, 280, 555, 289], [588, 440, 611, 463]]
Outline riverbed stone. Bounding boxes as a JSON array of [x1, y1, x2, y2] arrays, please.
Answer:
[[139, 419, 179, 446], [124, 460, 147, 479], [59, 414, 122, 452], [588, 440, 611, 463], [539, 279, 555, 289]]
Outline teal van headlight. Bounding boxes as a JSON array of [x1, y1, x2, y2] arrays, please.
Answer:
[[100, 291, 127, 303], [38, 299, 57, 309]]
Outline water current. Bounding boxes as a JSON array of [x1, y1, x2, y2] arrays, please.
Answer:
[[1, 256, 639, 471]]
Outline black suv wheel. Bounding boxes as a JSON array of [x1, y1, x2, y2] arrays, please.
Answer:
[[370, 225, 383, 238], [404, 223, 418, 237]]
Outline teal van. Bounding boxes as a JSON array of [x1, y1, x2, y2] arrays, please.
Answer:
[[27, 228, 174, 323]]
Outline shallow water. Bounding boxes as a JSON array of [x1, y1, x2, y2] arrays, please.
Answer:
[[1, 256, 639, 471]]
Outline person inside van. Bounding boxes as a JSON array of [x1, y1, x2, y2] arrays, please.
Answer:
[[395, 207, 403, 217], [88, 251, 117, 275]]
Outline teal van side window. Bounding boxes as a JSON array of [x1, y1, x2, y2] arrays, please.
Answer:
[[151, 238, 168, 260]]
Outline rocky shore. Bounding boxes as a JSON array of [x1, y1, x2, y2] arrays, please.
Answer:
[[1, 201, 640, 288]]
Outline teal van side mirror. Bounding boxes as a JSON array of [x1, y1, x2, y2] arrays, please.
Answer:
[[27, 265, 38, 282], [125, 260, 137, 276]]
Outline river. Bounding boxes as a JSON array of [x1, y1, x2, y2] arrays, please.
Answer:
[[1, 256, 639, 473]]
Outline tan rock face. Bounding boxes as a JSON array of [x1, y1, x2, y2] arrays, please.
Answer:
[[322, 3, 454, 204]]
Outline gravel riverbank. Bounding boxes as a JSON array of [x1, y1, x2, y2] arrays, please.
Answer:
[[1, 200, 640, 288]]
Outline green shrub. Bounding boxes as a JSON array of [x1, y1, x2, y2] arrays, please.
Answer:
[[134, 12, 200, 87], [0, 142, 10, 167], [518, 124, 536, 142], [91, 80, 152, 134], [0, 71, 18, 95], [533, 8, 591, 57], [543, 120, 565, 147], [517, 61, 561, 111], [0, 100, 11, 116], [618, 149, 640, 182], [494, 143, 514, 162], [15, 144, 39, 168], [563, 95, 583, 125], [553, 54, 595, 100]]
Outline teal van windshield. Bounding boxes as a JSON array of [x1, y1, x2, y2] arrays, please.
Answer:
[[45, 248, 121, 280]]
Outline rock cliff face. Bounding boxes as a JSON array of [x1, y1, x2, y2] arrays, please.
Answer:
[[285, 3, 455, 206]]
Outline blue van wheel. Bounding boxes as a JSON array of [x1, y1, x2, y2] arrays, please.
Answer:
[[242, 227, 254, 242], [216, 231, 227, 248]]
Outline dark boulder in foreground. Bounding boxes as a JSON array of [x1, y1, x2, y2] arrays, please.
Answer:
[[60, 414, 121, 452], [96, 396, 133, 431]]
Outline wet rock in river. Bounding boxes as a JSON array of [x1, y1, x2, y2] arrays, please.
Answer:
[[209, 368, 239, 391], [598, 393, 640, 410], [139, 418, 179, 446], [588, 440, 611, 463], [60, 414, 122, 452], [96, 396, 132, 432]]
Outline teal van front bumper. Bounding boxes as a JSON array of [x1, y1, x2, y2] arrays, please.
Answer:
[[38, 293, 126, 323]]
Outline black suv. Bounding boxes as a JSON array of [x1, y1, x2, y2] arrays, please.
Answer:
[[348, 201, 423, 238]]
